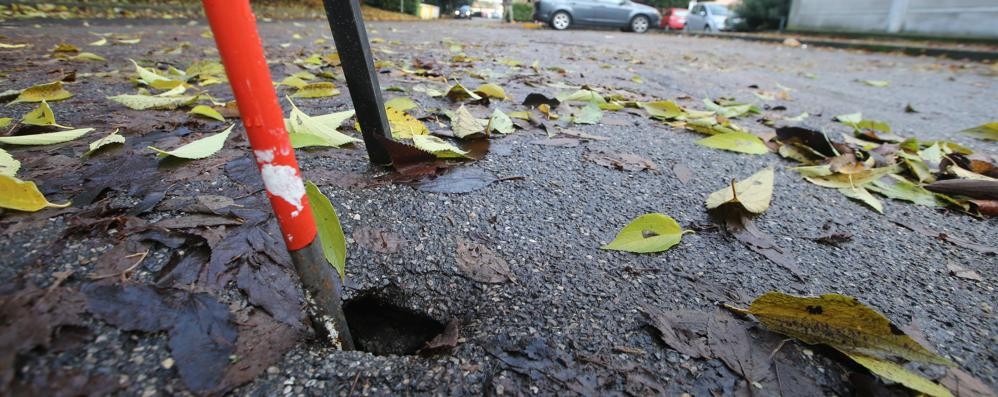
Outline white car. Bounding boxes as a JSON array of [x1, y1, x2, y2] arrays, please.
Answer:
[[684, 2, 731, 32]]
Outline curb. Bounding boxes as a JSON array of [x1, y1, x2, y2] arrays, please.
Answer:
[[686, 32, 998, 62]]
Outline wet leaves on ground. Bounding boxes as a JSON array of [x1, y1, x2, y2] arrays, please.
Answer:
[[583, 150, 656, 172], [455, 237, 512, 283]]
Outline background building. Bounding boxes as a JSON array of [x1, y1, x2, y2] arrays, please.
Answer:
[[788, 0, 998, 39]]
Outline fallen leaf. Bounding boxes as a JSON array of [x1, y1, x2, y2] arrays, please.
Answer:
[[455, 238, 511, 283], [285, 99, 360, 148], [20, 100, 71, 129], [860, 79, 890, 87], [84, 129, 125, 156], [292, 82, 339, 98], [386, 107, 428, 139], [446, 83, 482, 102], [69, 52, 106, 62], [924, 179, 998, 200], [107, 94, 197, 110], [641, 306, 710, 358], [868, 174, 939, 207], [351, 227, 404, 253], [939, 367, 995, 397], [892, 219, 997, 255], [149, 124, 233, 159], [583, 150, 656, 172], [946, 263, 982, 281], [84, 284, 237, 394], [474, 83, 508, 100], [696, 131, 769, 155], [602, 213, 690, 253], [415, 167, 498, 194], [717, 206, 802, 279], [419, 319, 461, 356], [571, 103, 602, 125], [189, 105, 225, 121], [486, 108, 515, 135], [384, 96, 418, 112], [305, 181, 347, 278], [217, 310, 300, 393], [776, 126, 839, 158], [846, 353, 953, 397], [640, 100, 683, 120], [673, 163, 693, 184], [522, 93, 559, 108], [412, 135, 468, 158], [0, 118, 10, 128], [747, 291, 953, 365], [0, 148, 20, 176], [451, 105, 486, 139], [705, 168, 774, 214], [838, 185, 884, 213], [10, 81, 72, 104], [0, 175, 71, 212], [959, 122, 997, 141]]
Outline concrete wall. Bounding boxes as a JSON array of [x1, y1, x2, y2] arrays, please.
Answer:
[[789, 0, 998, 39]]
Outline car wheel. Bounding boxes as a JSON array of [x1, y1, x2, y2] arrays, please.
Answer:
[[550, 11, 571, 30], [630, 15, 650, 33], [704, 24, 712, 33]]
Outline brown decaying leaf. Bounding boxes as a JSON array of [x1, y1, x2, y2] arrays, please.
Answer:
[[925, 179, 998, 200], [939, 367, 996, 397], [583, 150, 656, 172], [969, 200, 998, 216], [715, 205, 804, 280], [154, 214, 243, 229], [419, 319, 461, 356], [414, 167, 498, 194], [84, 283, 238, 394], [373, 134, 437, 175], [352, 226, 405, 253], [522, 93, 560, 109], [892, 219, 997, 255], [946, 263, 983, 282], [219, 310, 301, 391], [640, 306, 710, 359], [0, 283, 87, 392], [455, 238, 512, 283], [811, 232, 853, 246]]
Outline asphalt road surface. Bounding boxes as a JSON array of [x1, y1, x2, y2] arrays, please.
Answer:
[[0, 16, 995, 396]]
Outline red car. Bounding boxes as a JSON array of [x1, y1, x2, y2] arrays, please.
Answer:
[[659, 8, 689, 30]]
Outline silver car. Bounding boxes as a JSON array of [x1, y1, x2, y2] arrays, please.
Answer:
[[684, 2, 730, 32], [533, 0, 662, 33]]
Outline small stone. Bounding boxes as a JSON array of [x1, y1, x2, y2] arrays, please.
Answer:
[[161, 357, 174, 369], [267, 366, 280, 374]]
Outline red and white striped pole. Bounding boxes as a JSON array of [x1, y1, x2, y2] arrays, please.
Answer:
[[202, 0, 353, 350]]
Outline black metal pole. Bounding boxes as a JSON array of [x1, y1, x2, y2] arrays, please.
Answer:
[[322, 0, 392, 165]]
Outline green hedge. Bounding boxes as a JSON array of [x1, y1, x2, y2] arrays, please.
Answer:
[[512, 3, 532, 22], [363, 0, 421, 16]]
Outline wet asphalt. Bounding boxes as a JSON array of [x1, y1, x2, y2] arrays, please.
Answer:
[[0, 16, 995, 396]]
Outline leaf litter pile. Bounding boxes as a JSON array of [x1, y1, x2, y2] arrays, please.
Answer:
[[1, 15, 997, 397]]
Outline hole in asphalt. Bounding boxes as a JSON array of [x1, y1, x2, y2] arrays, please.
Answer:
[[343, 291, 444, 356]]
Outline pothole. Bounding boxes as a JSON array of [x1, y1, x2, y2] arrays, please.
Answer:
[[343, 290, 444, 356]]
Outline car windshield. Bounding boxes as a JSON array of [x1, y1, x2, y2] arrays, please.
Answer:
[[706, 4, 729, 16]]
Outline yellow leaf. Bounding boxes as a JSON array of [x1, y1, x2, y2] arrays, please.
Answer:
[[0, 148, 20, 176], [705, 167, 774, 214], [88, 37, 108, 46], [384, 97, 418, 112], [22, 100, 72, 129], [838, 185, 884, 213], [445, 83, 481, 102], [0, 118, 10, 128], [803, 165, 899, 188], [189, 105, 225, 121], [0, 175, 70, 212], [412, 135, 467, 159], [0, 43, 28, 49], [70, 52, 106, 62], [51, 43, 79, 54], [0, 128, 93, 146], [10, 81, 73, 104], [148, 125, 233, 159], [696, 131, 769, 155], [278, 75, 308, 89], [293, 82, 339, 98], [284, 98, 360, 148], [387, 107, 428, 139], [474, 83, 508, 100], [748, 292, 954, 366], [107, 94, 197, 110], [846, 353, 952, 397], [85, 129, 125, 156], [451, 105, 486, 138]]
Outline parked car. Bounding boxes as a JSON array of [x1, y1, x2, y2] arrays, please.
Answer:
[[659, 7, 688, 30], [684, 2, 730, 32], [455, 5, 472, 19], [533, 0, 662, 34]]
